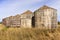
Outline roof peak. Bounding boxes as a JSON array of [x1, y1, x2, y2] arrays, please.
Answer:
[[25, 10, 32, 12], [43, 5, 48, 7], [21, 10, 32, 15], [39, 5, 56, 10]]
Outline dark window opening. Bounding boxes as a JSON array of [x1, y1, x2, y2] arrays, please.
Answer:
[[32, 16, 35, 27]]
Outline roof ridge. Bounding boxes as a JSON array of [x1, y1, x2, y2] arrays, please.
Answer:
[[38, 5, 56, 10], [21, 10, 32, 15]]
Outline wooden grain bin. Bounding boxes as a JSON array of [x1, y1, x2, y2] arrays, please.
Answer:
[[20, 10, 33, 28], [34, 5, 57, 29]]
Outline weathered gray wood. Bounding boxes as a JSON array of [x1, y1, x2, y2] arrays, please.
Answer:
[[2, 5, 57, 29], [34, 5, 57, 29]]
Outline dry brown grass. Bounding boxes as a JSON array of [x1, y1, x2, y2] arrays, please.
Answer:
[[0, 24, 5, 30], [0, 24, 60, 40]]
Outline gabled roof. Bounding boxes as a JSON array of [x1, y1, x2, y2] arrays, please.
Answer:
[[15, 14, 20, 17], [9, 16, 14, 18], [38, 5, 56, 10], [14, 14, 21, 19], [21, 10, 33, 15]]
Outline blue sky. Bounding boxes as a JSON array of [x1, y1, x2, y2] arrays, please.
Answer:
[[0, 0, 60, 22]]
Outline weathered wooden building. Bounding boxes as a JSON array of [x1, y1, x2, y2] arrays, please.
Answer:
[[2, 16, 15, 27], [10, 15, 21, 27], [2, 10, 33, 28], [34, 5, 57, 29], [2, 5, 57, 29], [2, 17, 10, 27], [20, 10, 33, 28]]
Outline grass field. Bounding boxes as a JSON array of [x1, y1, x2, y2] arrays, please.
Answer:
[[0, 24, 60, 40]]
